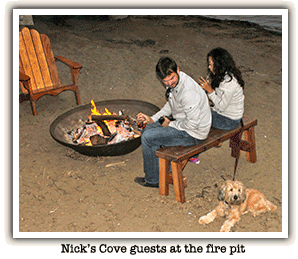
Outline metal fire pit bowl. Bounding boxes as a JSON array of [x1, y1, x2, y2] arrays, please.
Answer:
[[50, 99, 160, 156]]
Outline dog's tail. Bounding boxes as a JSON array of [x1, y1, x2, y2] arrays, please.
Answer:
[[266, 200, 277, 212]]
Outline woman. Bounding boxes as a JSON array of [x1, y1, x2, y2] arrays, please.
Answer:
[[199, 47, 245, 131]]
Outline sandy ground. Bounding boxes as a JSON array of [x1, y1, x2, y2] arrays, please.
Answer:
[[18, 15, 282, 234]]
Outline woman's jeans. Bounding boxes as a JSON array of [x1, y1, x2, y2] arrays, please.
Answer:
[[141, 122, 203, 184], [211, 110, 241, 130]]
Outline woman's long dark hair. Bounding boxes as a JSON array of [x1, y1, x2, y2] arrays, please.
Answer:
[[207, 47, 244, 90]]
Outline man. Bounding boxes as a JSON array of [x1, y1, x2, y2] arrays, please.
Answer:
[[135, 57, 211, 188]]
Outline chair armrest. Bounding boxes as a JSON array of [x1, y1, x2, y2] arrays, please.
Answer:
[[19, 71, 30, 81], [55, 56, 82, 69]]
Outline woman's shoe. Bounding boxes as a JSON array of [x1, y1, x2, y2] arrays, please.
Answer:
[[189, 157, 200, 164]]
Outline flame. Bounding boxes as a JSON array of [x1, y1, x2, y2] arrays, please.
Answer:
[[84, 139, 92, 146], [91, 100, 114, 116], [96, 125, 103, 135], [90, 100, 99, 115], [72, 100, 137, 146], [90, 100, 116, 135]]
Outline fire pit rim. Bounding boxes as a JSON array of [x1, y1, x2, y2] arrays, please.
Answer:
[[49, 99, 160, 156]]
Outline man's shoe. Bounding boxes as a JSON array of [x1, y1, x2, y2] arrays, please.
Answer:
[[134, 177, 159, 188]]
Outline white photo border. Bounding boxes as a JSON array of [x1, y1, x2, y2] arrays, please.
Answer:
[[13, 8, 288, 239]]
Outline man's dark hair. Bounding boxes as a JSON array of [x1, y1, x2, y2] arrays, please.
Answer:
[[207, 47, 244, 89], [156, 57, 178, 80]]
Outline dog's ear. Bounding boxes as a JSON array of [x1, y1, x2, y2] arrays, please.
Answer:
[[241, 186, 247, 202], [218, 186, 226, 201]]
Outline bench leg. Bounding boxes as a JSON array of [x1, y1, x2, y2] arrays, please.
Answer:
[[230, 132, 242, 158], [230, 127, 257, 163], [171, 161, 186, 203], [159, 158, 170, 196], [244, 127, 257, 163], [159, 158, 188, 203]]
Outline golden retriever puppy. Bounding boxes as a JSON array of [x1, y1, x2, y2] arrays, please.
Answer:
[[199, 180, 277, 232]]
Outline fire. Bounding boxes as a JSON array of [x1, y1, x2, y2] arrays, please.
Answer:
[[67, 100, 138, 146], [91, 100, 113, 116], [90, 100, 116, 134]]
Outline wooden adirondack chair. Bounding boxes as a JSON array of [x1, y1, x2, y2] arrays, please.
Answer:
[[19, 27, 82, 115]]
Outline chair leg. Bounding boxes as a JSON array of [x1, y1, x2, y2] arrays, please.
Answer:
[[75, 90, 81, 105], [30, 100, 37, 116]]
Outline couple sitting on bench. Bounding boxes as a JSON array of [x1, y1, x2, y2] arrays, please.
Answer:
[[135, 48, 245, 189]]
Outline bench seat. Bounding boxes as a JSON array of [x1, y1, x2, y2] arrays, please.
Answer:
[[155, 115, 257, 203]]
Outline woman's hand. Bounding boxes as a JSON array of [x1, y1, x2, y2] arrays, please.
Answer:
[[136, 113, 154, 125], [199, 76, 213, 94]]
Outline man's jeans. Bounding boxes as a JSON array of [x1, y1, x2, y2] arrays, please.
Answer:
[[211, 110, 241, 130], [141, 122, 202, 184]]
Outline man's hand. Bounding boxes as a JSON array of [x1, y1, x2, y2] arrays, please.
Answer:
[[136, 113, 154, 125]]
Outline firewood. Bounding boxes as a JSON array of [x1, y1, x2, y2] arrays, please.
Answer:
[[91, 115, 127, 121], [90, 134, 108, 145], [107, 132, 118, 143], [90, 120, 111, 136], [126, 115, 141, 136]]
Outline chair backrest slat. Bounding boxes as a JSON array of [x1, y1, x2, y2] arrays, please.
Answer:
[[19, 30, 38, 91], [30, 29, 53, 88], [20, 27, 45, 91], [19, 51, 29, 94], [19, 27, 60, 92], [40, 34, 61, 86]]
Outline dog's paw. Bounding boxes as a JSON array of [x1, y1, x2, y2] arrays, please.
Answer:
[[198, 216, 207, 224], [269, 203, 277, 212], [220, 226, 230, 232], [199, 215, 212, 225], [220, 220, 233, 232], [220, 224, 232, 232]]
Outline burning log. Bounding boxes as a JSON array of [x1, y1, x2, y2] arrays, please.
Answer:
[[91, 119, 111, 136], [91, 115, 127, 121], [126, 115, 141, 136], [71, 121, 102, 145], [91, 115, 127, 137], [90, 134, 108, 145], [91, 114, 127, 137], [92, 114, 141, 137], [68, 101, 143, 146]]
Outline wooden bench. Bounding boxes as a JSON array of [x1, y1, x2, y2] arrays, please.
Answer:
[[155, 115, 257, 203]]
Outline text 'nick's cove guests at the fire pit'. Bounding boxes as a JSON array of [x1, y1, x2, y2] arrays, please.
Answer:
[[61, 243, 246, 255]]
